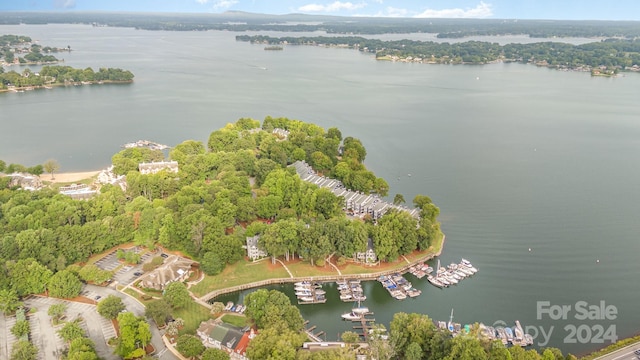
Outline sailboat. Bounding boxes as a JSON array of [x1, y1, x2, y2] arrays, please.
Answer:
[[447, 309, 455, 332], [352, 298, 369, 314], [446, 309, 461, 335]]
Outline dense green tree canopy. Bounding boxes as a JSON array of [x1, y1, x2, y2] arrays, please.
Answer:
[[97, 295, 126, 319], [48, 269, 82, 298]]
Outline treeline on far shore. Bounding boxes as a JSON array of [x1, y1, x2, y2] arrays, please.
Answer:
[[0, 65, 134, 89], [237, 35, 640, 70], [1, 11, 640, 39]]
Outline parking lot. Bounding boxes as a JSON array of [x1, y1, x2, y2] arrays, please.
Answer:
[[25, 296, 119, 360], [94, 247, 154, 286]]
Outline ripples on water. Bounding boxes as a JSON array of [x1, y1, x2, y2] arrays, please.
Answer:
[[1, 24, 639, 355]]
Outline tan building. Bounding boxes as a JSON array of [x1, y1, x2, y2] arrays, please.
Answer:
[[139, 256, 195, 290]]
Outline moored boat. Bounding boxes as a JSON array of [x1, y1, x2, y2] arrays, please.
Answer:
[[341, 311, 361, 321]]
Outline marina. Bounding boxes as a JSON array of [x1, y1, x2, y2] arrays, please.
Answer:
[[427, 258, 478, 289], [378, 273, 422, 300], [295, 281, 327, 304], [336, 279, 366, 302], [438, 309, 534, 347]]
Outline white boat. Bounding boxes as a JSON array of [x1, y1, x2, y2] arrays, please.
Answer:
[[339, 294, 352, 301], [427, 275, 446, 288], [352, 299, 369, 314], [353, 306, 369, 314], [298, 296, 314, 302], [459, 267, 474, 276], [341, 312, 361, 321], [393, 292, 407, 300], [296, 291, 312, 296], [314, 289, 326, 295]]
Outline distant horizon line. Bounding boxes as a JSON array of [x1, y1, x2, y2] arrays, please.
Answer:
[[2, 10, 639, 22]]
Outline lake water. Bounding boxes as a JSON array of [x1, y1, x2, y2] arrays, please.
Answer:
[[2, 24, 639, 356]]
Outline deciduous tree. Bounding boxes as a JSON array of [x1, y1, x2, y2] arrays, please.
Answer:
[[145, 299, 171, 327], [97, 295, 126, 319], [163, 281, 191, 309], [48, 269, 82, 299], [10, 339, 38, 360], [11, 320, 30, 338], [176, 334, 205, 359], [43, 159, 60, 180], [0, 288, 22, 314], [58, 320, 85, 343], [201, 348, 230, 360]]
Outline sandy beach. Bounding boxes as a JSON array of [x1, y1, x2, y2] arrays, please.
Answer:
[[41, 170, 101, 183]]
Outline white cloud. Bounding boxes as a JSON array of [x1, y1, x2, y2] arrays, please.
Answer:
[[415, 1, 493, 18], [299, 1, 367, 13], [384, 6, 408, 17], [197, 0, 238, 9]]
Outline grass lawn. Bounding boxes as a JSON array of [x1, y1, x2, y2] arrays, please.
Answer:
[[190, 231, 446, 297], [123, 288, 155, 305], [174, 300, 212, 335], [190, 260, 290, 297], [286, 260, 339, 277], [221, 314, 249, 328]]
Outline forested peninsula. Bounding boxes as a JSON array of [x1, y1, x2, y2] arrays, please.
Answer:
[[1, 34, 134, 92], [237, 35, 640, 73], [0, 116, 440, 299], [1, 34, 65, 66], [0, 65, 134, 92], [0, 117, 581, 360]]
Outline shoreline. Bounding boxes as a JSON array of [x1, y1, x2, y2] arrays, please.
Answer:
[[199, 233, 446, 303], [0, 80, 133, 93], [41, 170, 101, 183]]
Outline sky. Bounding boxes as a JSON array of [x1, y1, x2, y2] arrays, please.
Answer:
[[2, 0, 640, 21]]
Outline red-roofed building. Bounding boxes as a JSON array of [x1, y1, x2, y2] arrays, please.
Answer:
[[197, 319, 256, 360]]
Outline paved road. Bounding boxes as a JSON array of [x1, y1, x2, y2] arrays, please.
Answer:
[[595, 341, 640, 360], [85, 284, 178, 360]]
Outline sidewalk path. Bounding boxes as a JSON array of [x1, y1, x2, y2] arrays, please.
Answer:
[[275, 258, 294, 278]]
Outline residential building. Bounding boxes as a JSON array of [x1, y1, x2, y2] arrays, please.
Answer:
[[245, 235, 267, 261], [197, 319, 255, 360], [138, 161, 178, 175]]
